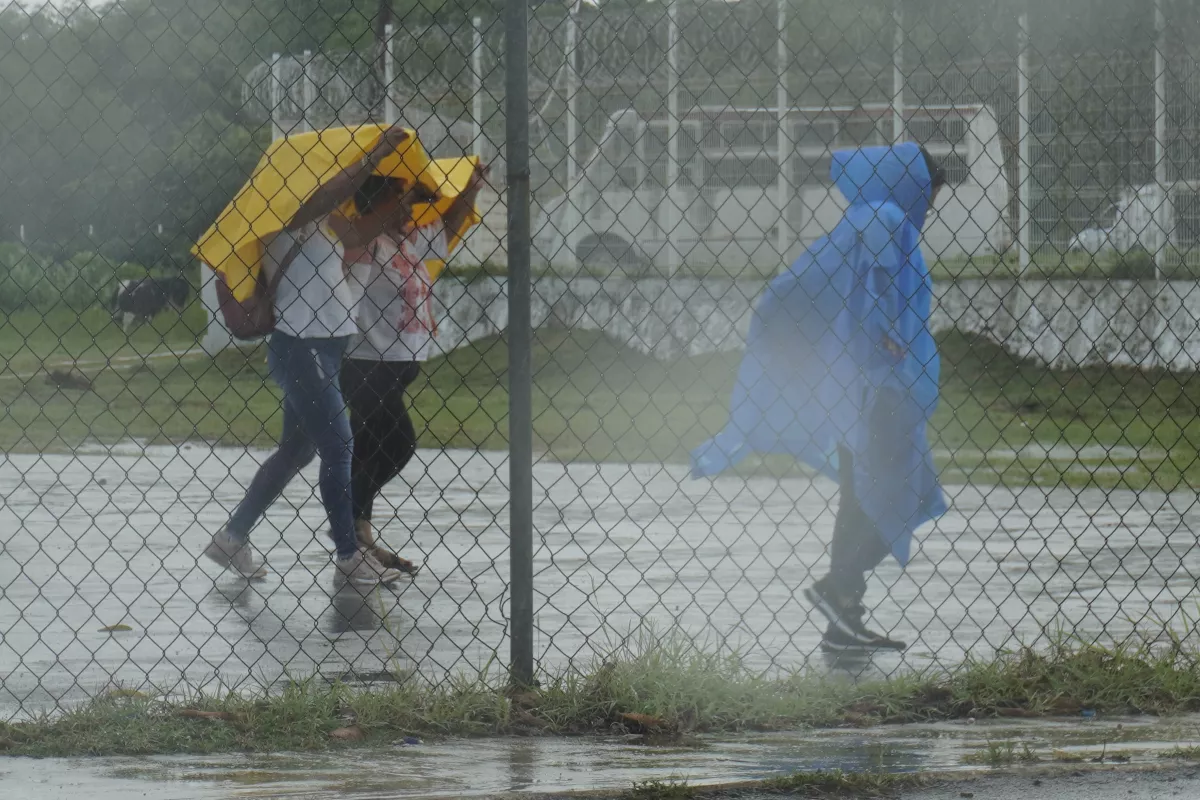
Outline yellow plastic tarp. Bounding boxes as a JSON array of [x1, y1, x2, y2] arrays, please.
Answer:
[[415, 155, 484, 280], [193, 124, 445, 302]]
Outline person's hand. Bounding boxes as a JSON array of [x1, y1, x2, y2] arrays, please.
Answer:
[[367, 126, 411, 166], [465, 161, 489, 195], [379, 126, 412, 149]]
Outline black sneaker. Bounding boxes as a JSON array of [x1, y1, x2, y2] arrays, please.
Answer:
[[820, 624, 878, 654], [803, 579, 859, 638], [829, 611, 908, 653]]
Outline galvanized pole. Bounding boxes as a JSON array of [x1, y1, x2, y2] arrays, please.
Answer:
[[1017, 10, 1031, 274], [301, 50, 315, 133], [565, 12, 579, 193], [892, 0, 904, 144], [775, 0, 790, 259], [505, 0, 535, 688], [664, 0, 681, 274], [269, 52, 284, 142], [384, 24, 396, 125], [1154, 0, 1166, 279], [559, 7, 582, 274], [473, 17, 485, 158]]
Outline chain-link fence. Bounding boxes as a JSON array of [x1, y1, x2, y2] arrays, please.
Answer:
[[3, 0, 1200, 721]]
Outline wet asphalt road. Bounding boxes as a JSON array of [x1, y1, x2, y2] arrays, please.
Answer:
[[3, 442, 1200, 717]]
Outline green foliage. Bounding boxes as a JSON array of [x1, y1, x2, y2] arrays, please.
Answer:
[[0, 244, 125, 312], [0, 0, 1192, 267], [0, 243, 51, 312], [5, 631, 1200, 756], [56, 251, 119, 311]]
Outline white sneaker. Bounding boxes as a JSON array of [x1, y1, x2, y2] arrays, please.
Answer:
[[203, 529, 268, 579], [336, 550, 402, 587]]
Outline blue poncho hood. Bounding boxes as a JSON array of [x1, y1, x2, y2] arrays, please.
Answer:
[[691, 142, 946, 565], [832, 143, 932, 231]]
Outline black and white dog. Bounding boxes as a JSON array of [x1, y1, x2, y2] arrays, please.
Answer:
[[112, 276, 190, 331]]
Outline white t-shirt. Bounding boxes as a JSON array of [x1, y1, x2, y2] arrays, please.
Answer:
[[346, 224, 450, 362], [265, 220, 361, 339]]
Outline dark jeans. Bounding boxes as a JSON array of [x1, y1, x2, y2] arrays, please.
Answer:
[[341, 359, 421, 523], [826, 390, 910, 603], [827, 445, 891, 605], [225, 332, 357, 560]]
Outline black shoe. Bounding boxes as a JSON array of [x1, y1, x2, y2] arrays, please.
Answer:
[[803, 579, 859, 638], [806, 579, 907, 651], [820, 625, 879, 654], [821, 615, 908, 653]]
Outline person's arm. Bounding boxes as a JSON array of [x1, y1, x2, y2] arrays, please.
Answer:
[[285, 126, 411, 232], [438, 162, 489, 251]]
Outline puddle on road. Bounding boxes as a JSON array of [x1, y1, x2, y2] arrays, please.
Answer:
[[5, 717, 1200, 799]]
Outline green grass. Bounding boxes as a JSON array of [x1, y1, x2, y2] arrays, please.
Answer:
[[4, 304, 1200, 489], [4, 633, 1200, 757], [619, 771, 929, 800], [931, 331, 1200, 491], [756, 771, 931, 797], [1159, 747, 1200, 760], [0, 303, 207, 377], [627, 779, 701, 800], [3, 304, 1200, 489], [961, 740, 1040, 766]]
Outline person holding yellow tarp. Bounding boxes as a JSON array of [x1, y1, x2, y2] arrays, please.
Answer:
[[342, 157, 488, 575], [195, 124, 444, 588]]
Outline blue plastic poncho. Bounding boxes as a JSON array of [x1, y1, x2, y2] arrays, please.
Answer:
[[691, 142, 946, 566]]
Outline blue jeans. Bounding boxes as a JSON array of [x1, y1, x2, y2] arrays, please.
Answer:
[[226, 332, 358, 559]]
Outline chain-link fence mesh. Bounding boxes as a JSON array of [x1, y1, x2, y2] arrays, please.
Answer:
[[3, 0, 1200, 720]]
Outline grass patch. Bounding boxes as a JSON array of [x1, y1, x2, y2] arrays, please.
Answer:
[[1048, 748, 1132, 764], [0, 302, 206, 376], [1159, 746, 1200, 760], [962, 740, 1040, 766], [757, 770, 931, 797], [3, 305, 1199, 490], [5, 634, 1200, 757], [628, 779, 699, 800], [616, 771, 930, 800]]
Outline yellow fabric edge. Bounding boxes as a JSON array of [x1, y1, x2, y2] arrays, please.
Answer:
[[192, 124, 444, 302]]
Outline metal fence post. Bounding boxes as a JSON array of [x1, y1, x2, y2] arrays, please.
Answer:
[[1017, 9, 1032, 273], [269, 52, 283, 142], [300, 50, 314, 132], [505, 0, 535, 688], [775, 0, 790, 259], [891, 0, 904, 144], [472, 17, 485, 159], [384, 23, 396, 126], [1153, 0, 1166, 280]]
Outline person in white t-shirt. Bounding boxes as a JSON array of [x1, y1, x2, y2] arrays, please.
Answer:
[[341, 163, 488, 573], [203, 126, 432, 589]]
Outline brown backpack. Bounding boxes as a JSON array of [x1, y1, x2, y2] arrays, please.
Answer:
[[214, 229, 311, 341]]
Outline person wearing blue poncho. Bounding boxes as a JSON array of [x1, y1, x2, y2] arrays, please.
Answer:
[[691, 142, 948, 654]]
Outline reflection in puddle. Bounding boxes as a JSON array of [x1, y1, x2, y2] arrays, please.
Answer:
[[1, 716, 1195, 799], [328, 588, 389, 635]]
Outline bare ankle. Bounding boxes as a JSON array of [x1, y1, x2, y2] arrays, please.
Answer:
[[354, 519, 375, 547]]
